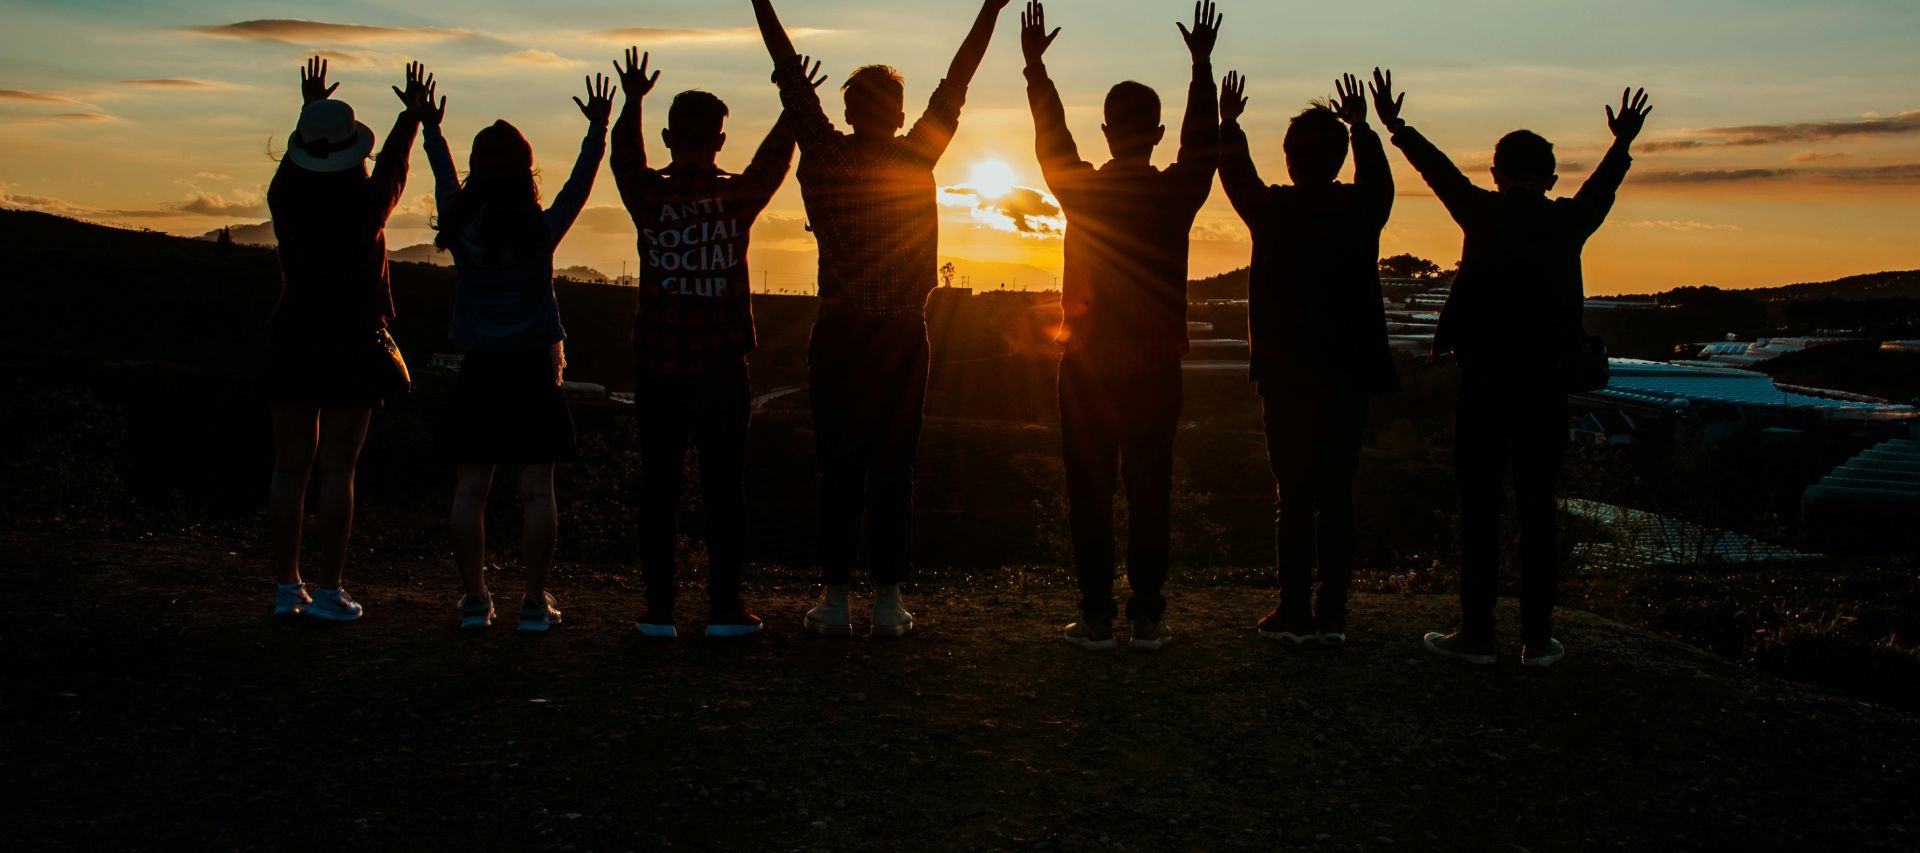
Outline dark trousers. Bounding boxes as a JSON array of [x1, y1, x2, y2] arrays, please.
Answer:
[[636, 360, 751, 615], [809, 312, 929, 585], [1258, 382, 1368, 628], [1454, 369, 1569, 645], [1060, 353, 1183, 623]]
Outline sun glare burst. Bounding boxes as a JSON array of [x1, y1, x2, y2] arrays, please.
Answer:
[[967, 159, 1018, 199]]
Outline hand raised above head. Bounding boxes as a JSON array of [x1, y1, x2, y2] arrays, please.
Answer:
[[1176, 0, 1223, 62], [613, 47, 661, 99], [1369, 67, 1405, 130], [300, 55, 339, 104], [1332, 72, 1368, 126], [1220, 70, 1248, 123], [1606, 87, 1652, 142], [790, 54, 828, 90], [1020, 0, 1062, 66], [573, 73, 617, 125]]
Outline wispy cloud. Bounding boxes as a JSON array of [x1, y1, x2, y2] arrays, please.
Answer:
[[176, 191, 266, 217], [1, 183, 266, 220], [1633, 163, 1920, 184], [1643, 110, 1920, 153], [592, 26, 834, 46], [120, 78, 233, 90], [500, 49, 586, 69], [1628, 219, 1743, 232], [50, 113, 116, 122], [0, 89, 86, 105], [939, 185, 1064, 237], [183, 19, 473, 45]]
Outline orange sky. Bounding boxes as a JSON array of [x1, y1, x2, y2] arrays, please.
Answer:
[[3, 1, 1918, 294]]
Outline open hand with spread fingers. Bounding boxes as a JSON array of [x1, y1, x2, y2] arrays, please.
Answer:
[[1177, 0, 1223, 63], [614, 47, 661, 100], [1607, 87, 1652, 142], [1332, 72, 1368, 126], [300, 56, 339, 104], [1021, 0, 1062, 66], [574, 73, 617, 125], [1369, 67, 1405, 131], [790, 54, 828, 90], [1220, 70, 1248, 124], [391, 61, 441, 124]]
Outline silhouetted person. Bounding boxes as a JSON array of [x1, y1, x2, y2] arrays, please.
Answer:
[[1023, 0, 1222, 652], [753, 0, 1010, 637], [609, 48, 797, 639], [262, 57, 431, 622], [1377, 70, 1651, 667], [1218, 72, 1397, 646], [426, 74, 615, 633]]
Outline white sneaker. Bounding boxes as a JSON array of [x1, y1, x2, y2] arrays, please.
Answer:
[[306, 587, 363, 622], [273, 582, 310, 617], [804, 587, 852, 636], [872, 585, 913, 638]]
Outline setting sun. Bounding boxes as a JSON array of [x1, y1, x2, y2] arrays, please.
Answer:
[[967, 158, 1019, 199]]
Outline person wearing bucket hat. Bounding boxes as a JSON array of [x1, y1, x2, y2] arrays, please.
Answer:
[[262, 56, 435, 623], [425, 72, 614, 634]]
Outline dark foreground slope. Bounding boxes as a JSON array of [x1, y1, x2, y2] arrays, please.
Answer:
[[6, 532, 1916, 853]]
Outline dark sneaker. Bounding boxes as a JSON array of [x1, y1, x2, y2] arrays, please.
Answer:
[[1423, 630, 1495, 665], [1521, 638, 1565, 668], [1130, 620, 1173, 651], [1315, 611, 1348, 646], [635, 610, 677, 639], [1256, 607, 1317, 645], [517, 592, 562, 633], [458, 592, 495, 630], [705, 608, 765, 638], [1063, 617, 1116, 652], [306, 587, 363, 622]]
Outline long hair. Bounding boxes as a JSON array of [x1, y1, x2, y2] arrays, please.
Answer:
[[434, 120, 550, 268]]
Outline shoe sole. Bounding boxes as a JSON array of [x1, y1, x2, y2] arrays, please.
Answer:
[[518, 617, 560, 633], [305, 608, 362, 622], [460, 616, 493, 630], [705, 623, 763, 638], [637, 623, 679, 638], [1064, 635, 1117, 651], [272, 608, 306, 617], [1258, 629, 1318, 645], [1129, 637, 1172, 651], [871, 622, 912, 638], [1318, 633, 1347, 646], [1521, 649, 1565, 668], [1423, 633, 1495, 665]]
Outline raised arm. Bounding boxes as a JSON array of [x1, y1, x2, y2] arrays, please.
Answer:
[[546, 74, 614, 241], [1020, 1, 1090, 190], [369, 61, 430, 220], [945, 0, 1012, 90], [1575, 87, 1651, 229], [609, 47, 662, 193], [1216, 71, 1266, 225], [1333, 71, 1392, 225], [739, 112, 797, 209], [414, 74, 458, 225], [751, 0, 799, 64], [1373, 68, 1479, 218], [1172, 0, 1222, 174]]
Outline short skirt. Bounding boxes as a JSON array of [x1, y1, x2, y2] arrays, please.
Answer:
[[263, 332, 399, 408], [440, 350, 577, 464]]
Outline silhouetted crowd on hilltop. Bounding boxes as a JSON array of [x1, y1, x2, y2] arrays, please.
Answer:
[[262, 0, 1652, 670]]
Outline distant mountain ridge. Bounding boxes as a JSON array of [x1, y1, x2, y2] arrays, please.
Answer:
[[1185, 263, 1920, 303]]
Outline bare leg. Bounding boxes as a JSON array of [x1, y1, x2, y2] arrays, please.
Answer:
[[519, 464, 557, 601], [451, 464, 496, 598], [267, 402, 320, 585], [309, 406, 373, 589]]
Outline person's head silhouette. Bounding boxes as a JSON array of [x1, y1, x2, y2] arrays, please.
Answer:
[[1101, 81, 1164, 164], [436, 119, 549, 265], [665, 90, 730, 166], [1492, 130, 1557, 194], [1284, 102, 1347, 185], [842, 65, 906, 138]]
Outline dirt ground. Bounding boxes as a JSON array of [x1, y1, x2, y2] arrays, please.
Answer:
[[6, 531, 1918, 852]]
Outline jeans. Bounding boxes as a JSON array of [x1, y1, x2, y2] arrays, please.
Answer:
[[809, 312, 930, 585], [636, 360, 751, 615], [1060, 353, 1183, 623], [1258, 382, 1368, 630], [1454, 369, 1569, 645]]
